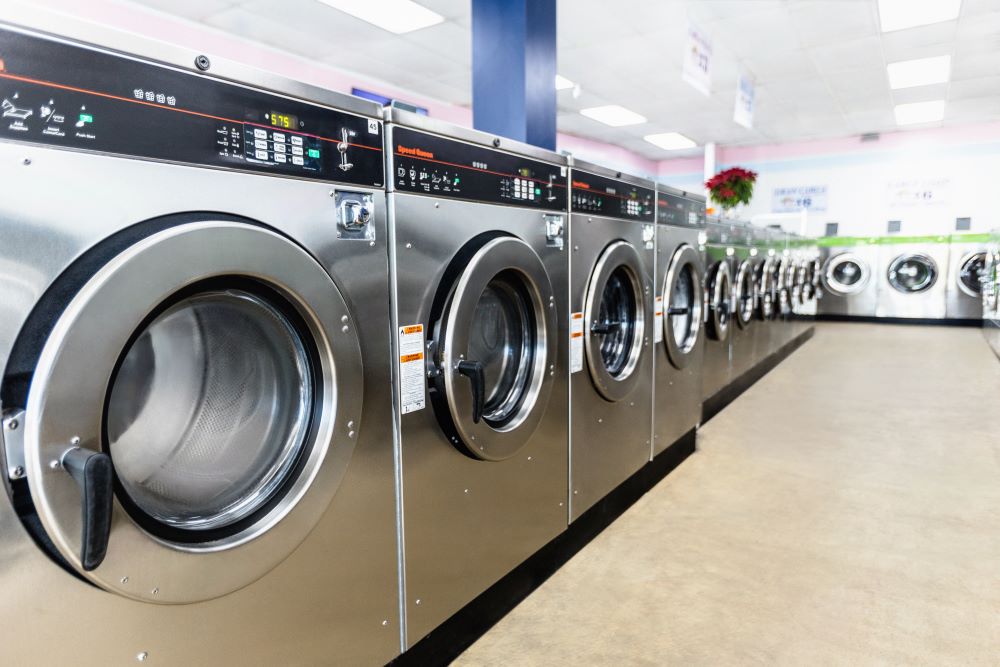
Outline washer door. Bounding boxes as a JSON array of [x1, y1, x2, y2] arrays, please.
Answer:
[[957, 251, 986, 297], [662, 244, 703, 370], [706, 260, 732, 341], [888, 253, 938, 293], [824, 253, 871, 295], [584, 240, 647, 402], [430, 236, 555, 461], [734, 260, 755, 329], [16, 220, 363, 604], [756, 259, 774, 319], [767, 259, 783, 320]]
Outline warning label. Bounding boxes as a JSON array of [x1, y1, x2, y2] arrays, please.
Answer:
[[398, 324, 426, 414], [654, 296, 664, 344], [570, 312, 584, 374]]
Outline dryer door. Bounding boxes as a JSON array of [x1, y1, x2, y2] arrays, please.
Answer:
[[957, 251, 986, 297], [824, 253, 871, 295], [734, 260, 755, 329], [888, 253, 938, 293], [706, 260, 732, 340], [584, 241, 647, 402], [662, 244, 703, 370], [11, 219, 364, 604], [430, 236, 555, 461]]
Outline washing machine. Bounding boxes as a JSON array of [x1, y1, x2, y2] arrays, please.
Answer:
[[761, 227, 787, 356], [876, 236, 949, 319], [817, 237, 880, 318], [945, 233, 988, 321], [701, 218, 735, 402], [729, 222, 757, 382], [652, 186, 704, 457], [385, 111, 569, 645], [774, 230, 798, 348], [750, 226, 774, 366], [569, 160, 654, 520], [985, 232, 1000, 357], [0, 18, 401, 665]]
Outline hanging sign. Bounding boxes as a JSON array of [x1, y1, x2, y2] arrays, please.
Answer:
[[771, 186, 828, 213], [734, 72, 755, 129], [682, 22, 712, 96]]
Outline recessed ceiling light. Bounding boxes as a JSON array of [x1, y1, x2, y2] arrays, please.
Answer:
[[579, 105, 647, 127], [555, 74, 575, 90], [317, 0, 444, 34], [643, 132, 697, 151], [888, 55, 951, 89], [894, 100, 945, 125], [877, 0, 961, 32]]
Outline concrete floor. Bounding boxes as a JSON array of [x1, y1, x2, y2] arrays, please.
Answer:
[[457, 323, 1000, 666]]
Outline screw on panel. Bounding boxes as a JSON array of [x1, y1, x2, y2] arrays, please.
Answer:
[[21, 158, 30, 166], [597, 418, 603, 423], [382, 620, 389, 627], [341, 315, 349, 323], [573, 246, 579, 251], [369, 241, 376, 247], [329, 190, 336, 198], [49, 460, 60, 470], [194, 54, 211, 71], [6, 419, 17, 430], [121, 576, 129, 584], [342, 325, 349, 333], [434, 203, 440, 209], [347, 420, 355, 429], [405, 243, 413, 249], [11, 466, 23, 478], [348, 430, 356, 438], [415, 599, 421, 605], [492, 138, 501, 148], [70, 436, 80, 445], [136, 652, 148, 662], [151, 588, 159, 595]]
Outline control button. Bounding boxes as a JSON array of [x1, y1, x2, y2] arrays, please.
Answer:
[[292, 146, 304, 156], [292, 156, 304, 166], [274, 143, 286, 154], [253, 128, 267, 139], [255, 139, 268, 149], [272, 132, 285, 142], [274, 154, 287, 163], [255, 149, 269, 160], [291, 135, 304, 146]]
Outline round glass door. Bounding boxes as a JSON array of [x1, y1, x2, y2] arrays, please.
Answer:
[[756, 260, 774, 319], [706, 261, 732, 340], [734, 260, 755, 328], [888, 253, 938, 293], [432, 236, 554, 461], [584, 241, 647, 402], [662, 244, 703, 369], [957, 251, 986, 297], [824, 253, 870, 295]]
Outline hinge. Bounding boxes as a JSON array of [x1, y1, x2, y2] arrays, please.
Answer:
[[3, 410, 26, 481]]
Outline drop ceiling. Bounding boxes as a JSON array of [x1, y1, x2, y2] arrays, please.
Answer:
[[122, 0, 1000, 158]]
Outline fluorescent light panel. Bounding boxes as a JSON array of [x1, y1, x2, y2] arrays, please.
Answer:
[[887, 55, 950, 89], [579, 105, 646, 127], [555, 74, 575, 90], [318, 0, 444, 34], [644, 132, 697, 150], [894, 100, 945, 125], [877, 0, 961, 32]]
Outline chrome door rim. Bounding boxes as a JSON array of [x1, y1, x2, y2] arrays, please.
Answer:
[[824, 253, 871, 295], [734, 260, 755, 328], [887, 253, 938, 294], [957, 250, 986, 298], [438, 236, 554, 460], [23, 221, 363, 604], [584, 240, 647, 402], [706, 261, 732, 340], [757, 259, 774, 319], [662, 244, 703, 370]]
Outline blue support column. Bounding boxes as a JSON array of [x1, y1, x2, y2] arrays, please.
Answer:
[[471, 0, 557, 150]]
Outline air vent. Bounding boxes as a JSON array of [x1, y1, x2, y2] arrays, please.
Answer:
[[860, 133, 881, 142], [956, 217, 971, 231], [825, 222, 839, 237], [887, 220, 901, 234]]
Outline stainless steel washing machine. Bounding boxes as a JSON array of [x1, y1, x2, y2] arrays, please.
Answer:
[[0, 18, 401, 665], [652, 186, 704, 457], [876, 236, 949, 319], [730, 222, 757, 382], [751, 226, 776, 365], [385, 111, 569, 646], [701, 219, 735, 402], [569, 160, 654, 520], [985, 231, 1000, 357], [817, 237, 880, 317], [945, 233, 988, 321]]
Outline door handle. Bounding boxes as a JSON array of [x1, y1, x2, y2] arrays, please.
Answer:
[[60, 447, 113, 571], [590, 321, 622, 335], [667, 306, 690, 316], [456, 360, 485, 424]]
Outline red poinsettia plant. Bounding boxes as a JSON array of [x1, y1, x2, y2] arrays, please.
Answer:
[[705, 167, 758, 210]]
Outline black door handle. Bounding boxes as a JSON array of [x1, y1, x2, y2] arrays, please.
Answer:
[[667, 306, 690, 316], [61, 447, 113, 571], [590, 321, 622, 335], [456, 360, 485, 424]]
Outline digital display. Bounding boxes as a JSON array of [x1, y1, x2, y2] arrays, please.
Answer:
[[269, 111, 299, 129]]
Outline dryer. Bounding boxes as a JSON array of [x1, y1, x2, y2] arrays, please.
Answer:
[[385, 111, 569, 645], [729, 222, 757, 382], [817, 237, 880, 318], [876, 236, 949, 319], [0, 19, 400, 665], [945, 233, 988, 321], [652, 186, 705, 457], [569, 160, 655, 520], [701, 219, 735, 402]]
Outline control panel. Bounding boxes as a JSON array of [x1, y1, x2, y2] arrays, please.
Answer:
[[391, 127, 567, 211], [657, 191, 706, 227], [0, 26, 384, 186], [570, 170, 655, 222]]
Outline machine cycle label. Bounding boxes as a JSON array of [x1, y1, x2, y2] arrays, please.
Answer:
[[398, 324, 426, 413], [654, 296, 664, 344], [570, 312, 584, 373]]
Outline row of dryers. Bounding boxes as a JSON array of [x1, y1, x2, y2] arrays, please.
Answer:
[[817, 234, 988, 321], [984, 231, 1000, 358], [0, 21, 812, 665]]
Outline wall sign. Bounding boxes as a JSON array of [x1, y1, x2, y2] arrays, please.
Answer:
[[771, 185, 828, 212], [682, 22, 712, 96], [734, 72, 755, 129], [887, 178, 950, 207]]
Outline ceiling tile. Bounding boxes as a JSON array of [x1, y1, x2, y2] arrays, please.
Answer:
[[948, 76, 1000, 101], [788, 0, 878, 47], [809, 35, 884, 74], [891, 83, 949, 105], [130, 0, 240, 20]]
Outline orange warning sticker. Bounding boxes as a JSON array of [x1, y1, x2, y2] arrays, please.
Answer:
[[570, 312, 584, 373], [399, 352, 423, 363]]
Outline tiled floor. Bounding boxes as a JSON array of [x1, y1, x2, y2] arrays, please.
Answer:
[[457, 323, 1000, 665]]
